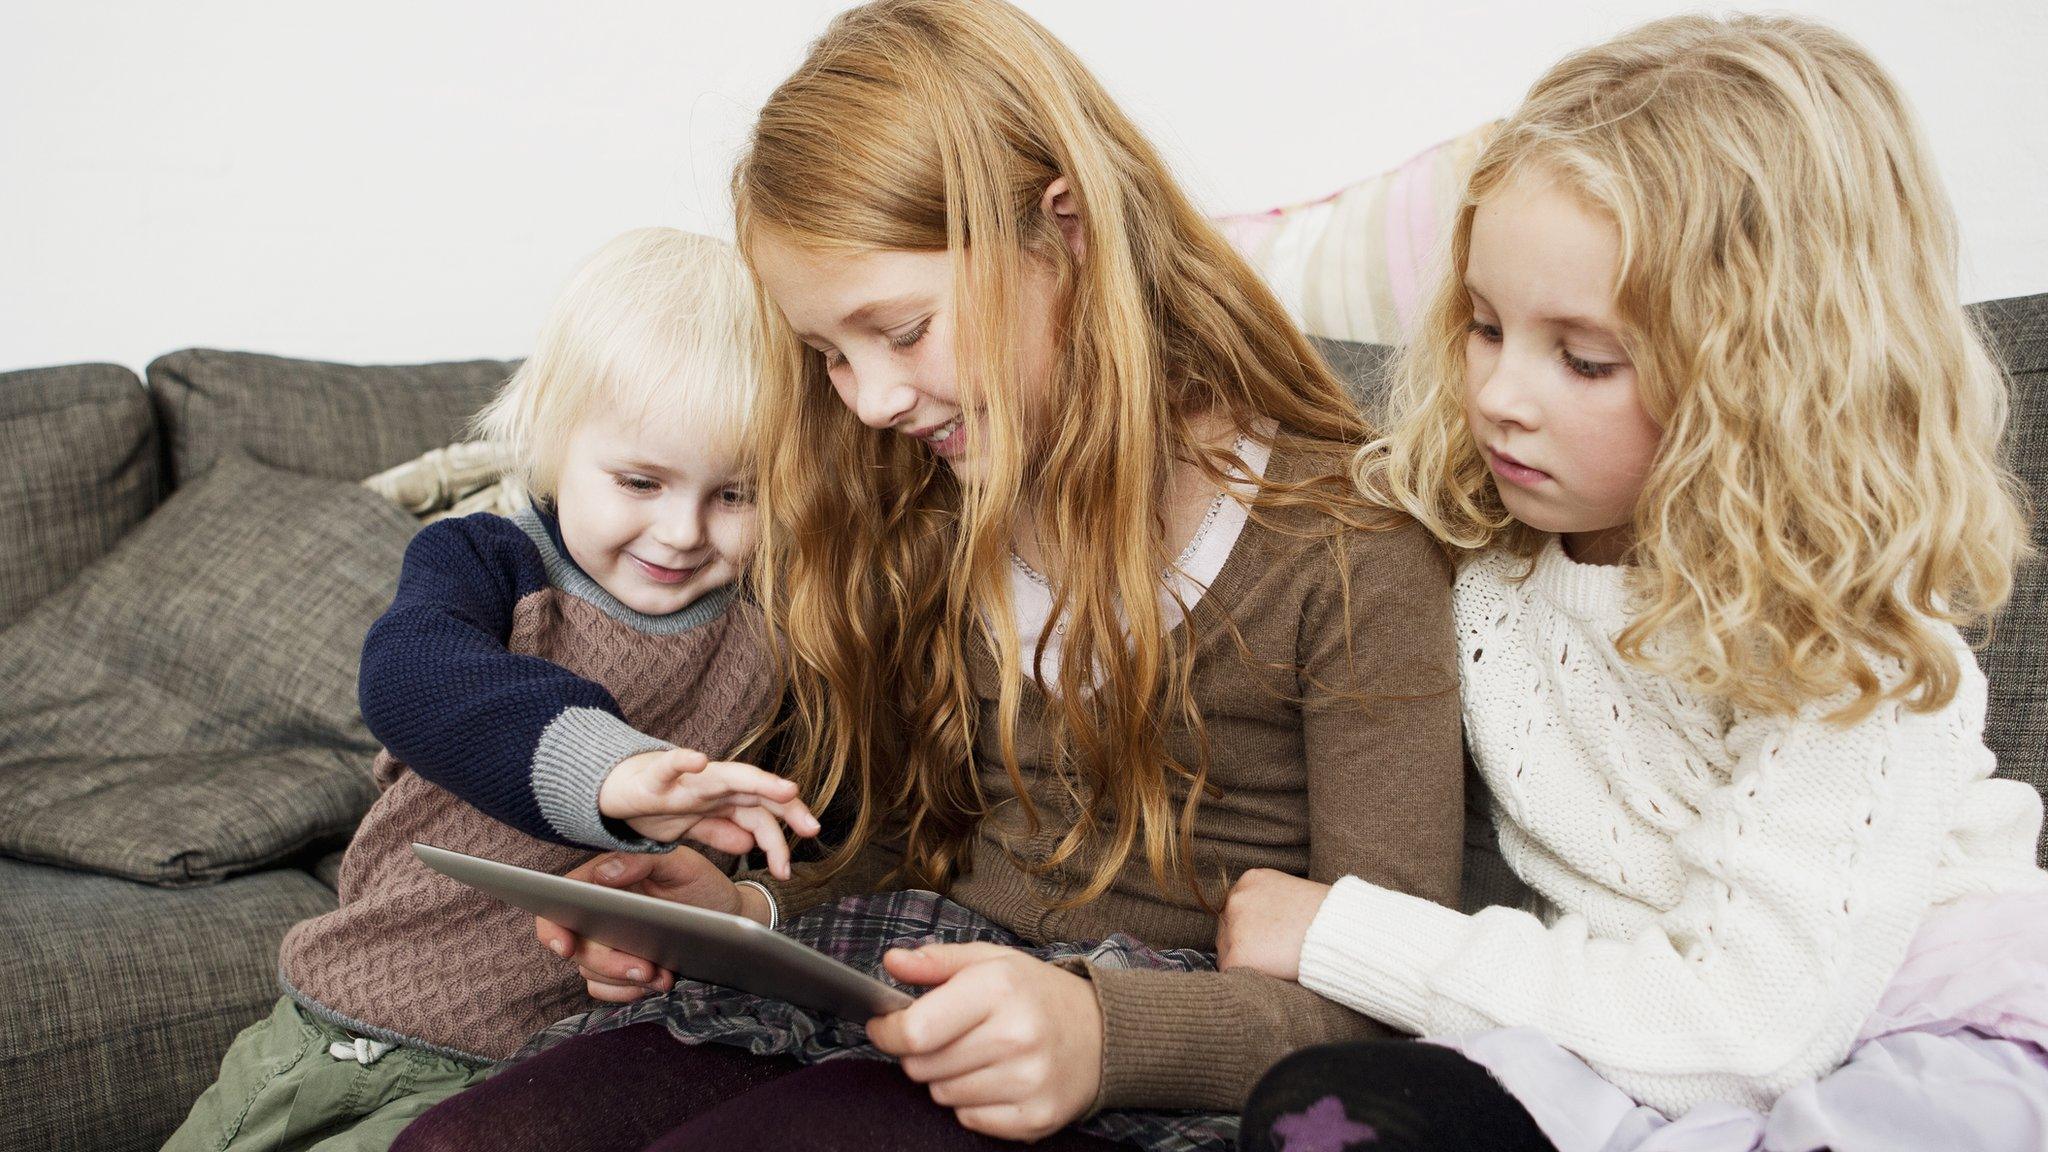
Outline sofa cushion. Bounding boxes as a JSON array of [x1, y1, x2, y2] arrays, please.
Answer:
[[147, 348, 517, 488], [0, 451, 417, 885], [1309, 335, 1395, 415], [1218, 124, 1494, 345], [1972, 292, 2048, 852], [0, 856, 335, 1152], [0, 363, 158, 629]]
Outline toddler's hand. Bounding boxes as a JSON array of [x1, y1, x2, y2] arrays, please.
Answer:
[[598, 748, 822, 878], [1217, 868, 1332, 982]]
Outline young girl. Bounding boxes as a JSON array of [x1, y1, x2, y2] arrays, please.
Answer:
[[391, 2, 1466, 1150], [1223, 15, 2048, 1152], [165, 228, 819, 1152]]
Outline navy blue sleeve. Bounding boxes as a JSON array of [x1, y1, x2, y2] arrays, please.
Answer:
[[356, 514, 660, 848]]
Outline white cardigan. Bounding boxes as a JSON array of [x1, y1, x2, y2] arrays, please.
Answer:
[[1298, 538, 2047, 1115]]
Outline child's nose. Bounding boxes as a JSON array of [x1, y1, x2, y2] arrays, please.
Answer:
[[1472, 355, 1542, 430], [652, 510, 706, 552], [851, 364, 919, 430]]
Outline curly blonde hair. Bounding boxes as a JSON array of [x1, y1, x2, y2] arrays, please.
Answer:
[[1358, 13, 2032, 722]]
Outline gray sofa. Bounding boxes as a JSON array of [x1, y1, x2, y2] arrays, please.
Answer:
[[1, 300, 2042, 1152]]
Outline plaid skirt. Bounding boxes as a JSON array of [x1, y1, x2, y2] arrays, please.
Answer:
[[513, 889, 1237, 1152]]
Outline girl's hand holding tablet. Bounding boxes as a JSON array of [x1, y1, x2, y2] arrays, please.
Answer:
[[866, 943, 1104, 1142], [535, 848, 773, 1003]]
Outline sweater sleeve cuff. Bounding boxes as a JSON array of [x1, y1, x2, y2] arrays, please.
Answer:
[[1298, 875, 1472, 1035], [531, 707, 672, 853], [1059, 964, 1251, 1114]]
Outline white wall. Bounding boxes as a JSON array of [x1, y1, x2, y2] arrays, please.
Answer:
[[4, 1, 2043, 376]]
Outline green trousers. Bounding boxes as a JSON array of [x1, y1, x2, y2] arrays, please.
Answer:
[[163, 996, 490, 1152]]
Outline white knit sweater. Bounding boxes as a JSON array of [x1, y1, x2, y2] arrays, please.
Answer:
[[1298, 538, 2047, 1115]]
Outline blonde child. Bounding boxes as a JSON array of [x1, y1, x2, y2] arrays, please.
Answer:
[[391, 2, 1469, 1150], [165, 228, 820, 1152], [1222, 15, 2048, 1152]]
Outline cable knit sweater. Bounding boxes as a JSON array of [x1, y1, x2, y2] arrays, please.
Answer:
[[743, 440, 1469, 1113], [1298, 538, 2048, 1116], [278, 507, 776, 1062]]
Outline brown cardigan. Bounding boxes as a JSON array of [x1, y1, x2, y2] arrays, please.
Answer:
[[747, 440, 1465, 1112]]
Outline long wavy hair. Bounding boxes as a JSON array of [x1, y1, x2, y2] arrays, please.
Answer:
[[1358, 13, 2032, 722], [735, 0, 1382, 904]]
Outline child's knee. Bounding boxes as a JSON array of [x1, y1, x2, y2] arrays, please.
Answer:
[[387, 1095, 489, 1152], [1242, 1040, 1551, 1152]]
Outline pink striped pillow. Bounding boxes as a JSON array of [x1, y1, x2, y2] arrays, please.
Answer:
[[1216, 124, 1494, 345]]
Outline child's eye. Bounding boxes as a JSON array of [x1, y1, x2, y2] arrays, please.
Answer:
[[1560, 349, 1620, 380], [1466, 320, 1503, 344], [814, 346, 846, 370], [613, 474, 659, 494], [888, 318, 931, 350], [718, 485, 756, 507]]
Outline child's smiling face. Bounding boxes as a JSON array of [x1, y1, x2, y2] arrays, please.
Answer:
[[747, 236, 1064, 484], [1461, 171, 1663, 566], [551, 409, 757, 615]]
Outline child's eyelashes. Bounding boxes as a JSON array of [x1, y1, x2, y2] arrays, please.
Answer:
[[611, 473, 754, 508], [1561, 349, 1620, 380], [1467, 319, 1621, 380], [809, 318, 930, 372], [888, 317, 931, 350]]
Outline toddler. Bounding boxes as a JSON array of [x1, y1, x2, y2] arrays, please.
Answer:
[[165, 228, 817, 1152]]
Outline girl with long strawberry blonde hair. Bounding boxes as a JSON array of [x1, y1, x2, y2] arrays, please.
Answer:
[[394, 2, 1466, 1150]]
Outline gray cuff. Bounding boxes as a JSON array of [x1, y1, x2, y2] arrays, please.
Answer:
[[532, 707, 673, 853]]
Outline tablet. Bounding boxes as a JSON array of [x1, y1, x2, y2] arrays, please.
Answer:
[[412, 842, 916, 1022]]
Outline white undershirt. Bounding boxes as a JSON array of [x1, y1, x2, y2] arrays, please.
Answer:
[[1007, 427, 1274, 689]]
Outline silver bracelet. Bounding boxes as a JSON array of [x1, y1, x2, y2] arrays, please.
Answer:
[[733, 879, 780, 931]]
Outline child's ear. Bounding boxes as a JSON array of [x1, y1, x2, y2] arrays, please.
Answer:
[[1040, 177, 1085, 264]]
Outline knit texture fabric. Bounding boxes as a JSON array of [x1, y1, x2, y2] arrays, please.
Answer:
[[278, 508, 776, 1062], [1298, 537, 2048, 1116], [740, 439, 1471, 1113]]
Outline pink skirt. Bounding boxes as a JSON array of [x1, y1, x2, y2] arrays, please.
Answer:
[[1432, 888, 2048, 1152]]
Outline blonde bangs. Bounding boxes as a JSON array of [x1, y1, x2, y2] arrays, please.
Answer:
[[1362, 13, 2032, 721], [473, 228, 761, 502]]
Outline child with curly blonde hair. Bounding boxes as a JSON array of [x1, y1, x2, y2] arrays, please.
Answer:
[[1222, 15, 2048, 1152]]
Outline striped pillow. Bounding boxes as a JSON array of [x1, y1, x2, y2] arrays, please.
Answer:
[[1216, 123, 1494, 345]]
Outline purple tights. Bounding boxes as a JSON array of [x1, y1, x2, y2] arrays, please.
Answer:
[[392, 1022, 1124, 1152]]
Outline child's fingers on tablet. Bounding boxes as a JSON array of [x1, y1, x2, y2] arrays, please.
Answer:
[[639, 748, 709, 792], [535, 914, 579, 958], [730, 806, 793, 878], [866, 979, 992, 1056], [584, 968, 668, 1004], [573, 937, 672, 993], [683, 815, 760, 856], [923, 1064, 1016, 1109], [686, 761, 802, 805], [760, 795, 822, 838], [898, 1031, 1006, 1085]]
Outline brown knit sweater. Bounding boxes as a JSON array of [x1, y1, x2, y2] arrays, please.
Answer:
[[747, 441, 1466, 1112], [279, 553, 775, 1063]]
